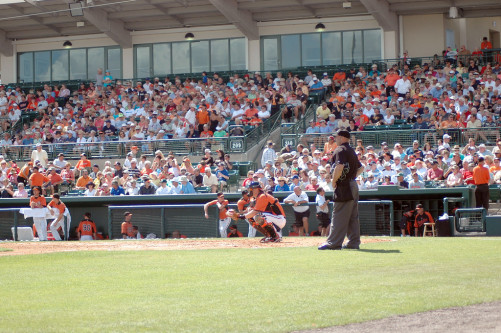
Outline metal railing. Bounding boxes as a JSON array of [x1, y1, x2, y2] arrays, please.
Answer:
[[281, 127, 501, 149]]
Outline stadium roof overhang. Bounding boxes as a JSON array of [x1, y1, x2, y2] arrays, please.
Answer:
[[0, 0, 500, 54]]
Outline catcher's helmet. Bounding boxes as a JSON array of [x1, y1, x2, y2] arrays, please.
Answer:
[[248, 181, 262, 189]]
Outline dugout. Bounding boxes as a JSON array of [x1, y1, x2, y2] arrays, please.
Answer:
[[0, 186, 474, 240]]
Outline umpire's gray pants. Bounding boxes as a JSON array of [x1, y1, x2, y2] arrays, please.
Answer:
[[325, 180, 361, 248]]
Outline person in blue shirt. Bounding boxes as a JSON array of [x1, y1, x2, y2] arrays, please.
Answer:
[[110, 180, 125, 195], [215, 163, 229, 192], [103, 70, 113, 87], [274, 176, 290, 192], [180, 175, 196, 194]]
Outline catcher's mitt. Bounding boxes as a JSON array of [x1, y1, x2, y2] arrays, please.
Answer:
[[226, 209, 240, 221]]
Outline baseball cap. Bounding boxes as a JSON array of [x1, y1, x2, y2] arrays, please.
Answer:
[[124, 211, 132, 216], [248, 181, 262, 189]]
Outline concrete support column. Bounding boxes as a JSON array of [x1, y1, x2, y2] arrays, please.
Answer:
[[383, 30, 399, 60], [247, 39, 260, 72], [122, 47, 133, 79], [1, 53, 15, 84]]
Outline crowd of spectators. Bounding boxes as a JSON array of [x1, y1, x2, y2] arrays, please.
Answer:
[[0, 44, 501, 198]]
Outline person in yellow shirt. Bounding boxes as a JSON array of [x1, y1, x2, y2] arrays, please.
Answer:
[[316, 102, 331, 121]]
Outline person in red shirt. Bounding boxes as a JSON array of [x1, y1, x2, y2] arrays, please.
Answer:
[[77, 212, 97, 241], [47, 167, 63, 193], [48, 194, 68, 241], [204, 192, 231, 238], [481, 37, 493, 50]]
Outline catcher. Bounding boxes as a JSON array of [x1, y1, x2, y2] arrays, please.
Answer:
[[227, 182, 286, 243]]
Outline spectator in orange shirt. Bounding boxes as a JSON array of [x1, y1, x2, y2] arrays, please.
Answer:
[[196, 105, 210, 133], [481, 37, 493, 50], [323, 136, 338, 155], [75, 153, 91, 171], [75, 169, 93, 190], [489, 158, 501, 174], [332, 71, 346, 92], [29, 166, 49, 188]]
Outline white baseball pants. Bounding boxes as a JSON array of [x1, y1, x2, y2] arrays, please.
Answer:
[[33, 217, 47, 241], [219, 217, 231, 238]]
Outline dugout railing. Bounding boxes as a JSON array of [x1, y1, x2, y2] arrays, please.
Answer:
[[107, 200, 394, 239]]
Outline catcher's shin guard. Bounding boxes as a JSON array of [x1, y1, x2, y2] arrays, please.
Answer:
[[262, 222, 278, 239], [252, 223, 270, 237]]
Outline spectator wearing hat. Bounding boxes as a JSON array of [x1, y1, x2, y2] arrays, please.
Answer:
[[156, 179, 172, 195], [139, 176, 156, 195], [274, 176, 290, 192], [179, 175, 196, 194], [83, 182, 97, 196], [426, 160, 444, 180], [396, 173, 409, 188], [97, 183, 111, 196], [215, 163, 229, 192]]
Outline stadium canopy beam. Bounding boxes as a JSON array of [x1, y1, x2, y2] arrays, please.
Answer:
[[359, 0, 398, 31], [11, 4, 61, 35], [144, 0, 185, 27], [208, 0, 259, 40], [82, 7, 132, 48], [0, 29, 13, 56]]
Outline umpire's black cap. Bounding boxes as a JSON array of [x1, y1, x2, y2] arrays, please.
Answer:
[[337, 130, 350, 139]]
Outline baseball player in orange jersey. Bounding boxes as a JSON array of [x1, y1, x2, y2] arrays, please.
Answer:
[[77, 212, 97, 241], [237, 190, 257, 237], [204, 192, 231, 238], [48, 194, 68, 241], [121, 211, 135, 239], [230, 182, 286, 243], [30, 186, 48, 241]]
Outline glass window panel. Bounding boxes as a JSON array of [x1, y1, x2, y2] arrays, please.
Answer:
[[342, 31, 363, 64], [322, 32, 342, 65], [34, 51, 51, 82], [281, 34, 300, 69], [191, 40, 209, 73], [230, 38, 246, 70], [51, 50, 69, 81], [262, 37, 278, 71], [18, 53, 33, 83], [172, 42, 190, 74], [135, 46, 151, 78], [301, 33, 321, 66], [363, 30, 382, 63], [210, 39, 229, 72], [69, 49, 86, 80], [107, 48, 121, 79], [87, 47, 105, 80], [153, 43, 171, 76]]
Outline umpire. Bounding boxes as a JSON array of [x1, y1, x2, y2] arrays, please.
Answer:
[[319, 130, 364, 250]]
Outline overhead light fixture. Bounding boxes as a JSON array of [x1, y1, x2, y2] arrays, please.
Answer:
[[69, 2, 84, 17], [449, 6, 459, 19], [185, 32, 195, 40], [343, 1, 352, 9], [63, 40, 73, 48], [315, 23, 325, 32]]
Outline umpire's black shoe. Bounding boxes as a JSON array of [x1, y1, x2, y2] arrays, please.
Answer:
[[318, 243, 341, 250], [342, 244, 360, 250]]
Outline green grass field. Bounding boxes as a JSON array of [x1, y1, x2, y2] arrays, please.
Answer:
[[1, 237, 500, 333]]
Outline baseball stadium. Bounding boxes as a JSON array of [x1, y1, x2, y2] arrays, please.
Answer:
[[1, 0, 501, 332]]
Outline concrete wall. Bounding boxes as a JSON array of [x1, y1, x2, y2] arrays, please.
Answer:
[[402, 14, 445, 57], [465, 17, 501, 50]]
